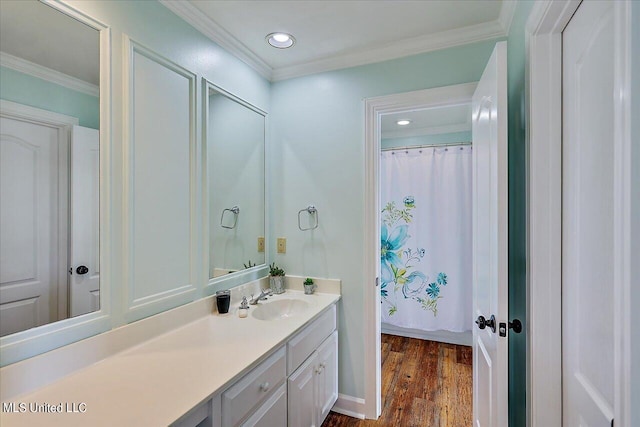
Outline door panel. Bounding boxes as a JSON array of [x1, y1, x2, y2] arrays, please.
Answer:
[[562, 1, 615, 425], [0, 116, 61, 336], [70, 125, 100, 317], [472, 41, 508, 427]]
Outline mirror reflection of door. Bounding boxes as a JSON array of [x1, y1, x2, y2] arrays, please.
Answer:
[[0, 0, 100, 336], [70, 126, 100, 317], [1, 110, 70, 335]]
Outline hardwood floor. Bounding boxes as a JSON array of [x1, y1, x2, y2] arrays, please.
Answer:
[[322, 334, 472, 427]]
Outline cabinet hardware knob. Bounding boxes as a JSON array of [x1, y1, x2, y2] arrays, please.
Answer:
[[259, 382, 269, 392]]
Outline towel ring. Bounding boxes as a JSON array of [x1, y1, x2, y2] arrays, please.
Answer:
[[221, 206, 240, 229], [298, 205, 318, 231]]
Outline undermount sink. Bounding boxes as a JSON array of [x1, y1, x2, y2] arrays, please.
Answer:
[[251, 298, 310, 321]]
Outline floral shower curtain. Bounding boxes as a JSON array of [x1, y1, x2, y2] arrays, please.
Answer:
[[380, 145, 472, 333]]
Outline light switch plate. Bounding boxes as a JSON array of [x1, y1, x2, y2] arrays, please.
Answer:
[[258, 237, 265, 252], [277, 237, 286, 254]]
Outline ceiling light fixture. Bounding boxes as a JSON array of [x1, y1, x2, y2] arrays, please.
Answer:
[[397, 120, 411, 126], [266, 32, 296, 49]]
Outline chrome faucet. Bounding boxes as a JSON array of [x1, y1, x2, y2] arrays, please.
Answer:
[[249, 288, 272, 305]]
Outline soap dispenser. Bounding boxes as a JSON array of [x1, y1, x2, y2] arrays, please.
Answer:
[[238, 296, 249, 318]]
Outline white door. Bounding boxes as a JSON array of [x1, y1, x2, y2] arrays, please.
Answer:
[[69, 125, 100, 317], [472, 41, 509, 427], [0, 116, 63, 335], [562, 1, 615, 425]]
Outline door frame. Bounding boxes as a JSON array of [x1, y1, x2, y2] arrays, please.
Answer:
[[526, 1, 632, 425], [0, 99, 78, 321], [363, 82, 477, 419]]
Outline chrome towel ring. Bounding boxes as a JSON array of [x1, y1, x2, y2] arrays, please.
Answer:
[[298, 205, 318, 231], [221, 206, 240, 229]]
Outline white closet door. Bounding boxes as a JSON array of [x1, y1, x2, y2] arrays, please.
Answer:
[[562, 1, 615, 425], [0, 116, 60, 335]]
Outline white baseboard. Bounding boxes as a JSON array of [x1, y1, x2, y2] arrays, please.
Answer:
[[381, 323, 472, 346], [331, 394, 366, 419]]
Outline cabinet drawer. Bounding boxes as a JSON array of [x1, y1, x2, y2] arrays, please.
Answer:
[[240, 383, 286, 427], [287, 304, 336, 375], [222, 346, 286, 427]]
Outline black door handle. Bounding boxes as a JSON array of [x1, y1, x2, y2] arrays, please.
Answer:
[[498, 319, 523, 337], [475, 314, 496, 333], [76, 265, 89, 275], [509, 319, 522, 333]]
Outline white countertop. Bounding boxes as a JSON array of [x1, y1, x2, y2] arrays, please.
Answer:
[[0, 290, 340, 426]]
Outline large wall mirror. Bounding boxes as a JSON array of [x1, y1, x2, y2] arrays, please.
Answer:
[[206, 85, 266, 280], [0, 0, 101, 338]]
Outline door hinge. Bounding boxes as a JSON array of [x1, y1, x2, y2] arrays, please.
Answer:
[[375, 277, 380, 287]]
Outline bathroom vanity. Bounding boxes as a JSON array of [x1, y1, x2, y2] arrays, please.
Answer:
[[0, 283, 340, 427]]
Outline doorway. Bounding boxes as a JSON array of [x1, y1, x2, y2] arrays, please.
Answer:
[[363, 82, 477, 419]]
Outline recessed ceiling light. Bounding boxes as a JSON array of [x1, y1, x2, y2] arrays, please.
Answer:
[[266, 32, 296, 49], [397, 120, 411, 126]]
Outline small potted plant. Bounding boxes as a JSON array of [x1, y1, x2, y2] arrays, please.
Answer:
[[303, 277, 316, 295], [269, 262, 286, 294]]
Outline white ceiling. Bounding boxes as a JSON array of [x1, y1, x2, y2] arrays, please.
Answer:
[[381, 103, 472, 139], [0, 0, 99, 87], [161, 0, 514, 81]]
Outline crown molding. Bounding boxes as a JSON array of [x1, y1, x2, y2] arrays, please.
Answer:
[[382, 123, 471, 139], [271, 19, 505, 81], [159, 0, 273, 80], [498, 0, 517, 35], [161, 1, 510, 83], [0, 51, 99, 97]]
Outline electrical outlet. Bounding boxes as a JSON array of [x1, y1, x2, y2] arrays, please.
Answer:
[[277, 237, 286, 254], [257, 237, 265, 252]]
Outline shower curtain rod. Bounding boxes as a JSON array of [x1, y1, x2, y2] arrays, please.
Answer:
[[381, 141, 472, 152]]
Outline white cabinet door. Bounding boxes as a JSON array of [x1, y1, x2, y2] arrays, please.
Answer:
[[471, 40, 509, 427], [315, 331, 338, 425], [288, 354, 317, 427], [562, 1, 615, 425]]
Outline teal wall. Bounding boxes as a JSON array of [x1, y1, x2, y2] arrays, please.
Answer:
[[270, 39, 500, 399], [381, 131, 471, 149], [271, 0, 535, 415], [506, 1, 534, 426], [0, 66, 100, 129]]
